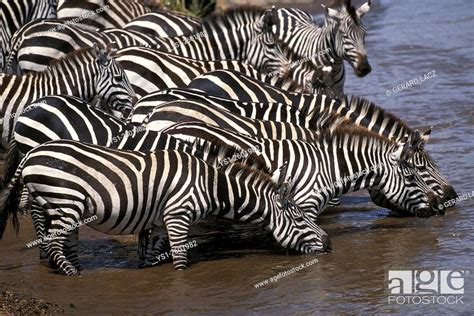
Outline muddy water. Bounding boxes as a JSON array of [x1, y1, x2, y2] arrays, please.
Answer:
[[1, 0, 473, 314]]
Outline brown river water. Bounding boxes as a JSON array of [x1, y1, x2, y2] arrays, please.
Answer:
[[1, 0, 473, 314]]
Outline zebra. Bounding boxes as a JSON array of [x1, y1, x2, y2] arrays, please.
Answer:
[[161, 120, 442, 218], [123, 11, 202, 38], [186, 69, 457, 205], [5, 18, 160, 74], [115, 46, 303, 98], [0, 0, 57, 71], [9, 94, 265, 260], [268, 1, 372, 96], [56, 0, 151, 29], [0, 43, 136, 149], [0, 139, 330, 275], [7, 6, 288, 76]]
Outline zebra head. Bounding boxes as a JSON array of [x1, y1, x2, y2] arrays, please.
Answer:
[[93, 43, 136, 119], [322, 0, 372, 77], [370, 136, 441, 218], [409, 128, 458, 207], [271, 163, 331, 253]]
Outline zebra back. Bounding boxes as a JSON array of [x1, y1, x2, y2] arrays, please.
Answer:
[[123, 11, 202, 37], [115, 47, 265, 98], [56, 0, 151, 29], [143, 99, 317, 141], [6, 18, 158, 73]]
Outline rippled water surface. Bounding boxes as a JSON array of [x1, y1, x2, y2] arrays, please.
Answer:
[[1, 0, 473, 314]]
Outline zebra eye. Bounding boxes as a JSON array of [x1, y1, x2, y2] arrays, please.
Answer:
[[114, 75, 123, 82], [405, 174, 415, 182]]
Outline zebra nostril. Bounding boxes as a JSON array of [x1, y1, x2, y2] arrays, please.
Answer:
[[443, 185, 458, 201], [322, 235, 332, 252]]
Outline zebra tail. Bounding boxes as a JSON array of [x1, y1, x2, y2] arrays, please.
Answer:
[[3, 141, 20, 188], [0, 152, 26, 239]]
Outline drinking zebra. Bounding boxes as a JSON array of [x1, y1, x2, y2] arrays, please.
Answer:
[[153, 119, 441, 218], [0, 140, 330, 275], [9, 95, 265, 260], [187, 70, 457, 205], [0, 43, 136, 148], [0, 0, 57, 71]]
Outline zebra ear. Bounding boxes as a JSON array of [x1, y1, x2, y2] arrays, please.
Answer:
[[257, 6, 278, 34], [410, 130, 423, 149], [321, 4, 344, 20], [93, 44, 112, 67], [420, 126, 432, 148], [356, 1, 372, 18], [390, 135, 411, 162]]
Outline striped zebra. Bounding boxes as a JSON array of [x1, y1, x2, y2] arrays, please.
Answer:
[[0, 44, 136, 148], [161, 121, 442, 217], [115, 47, 303, 97], [56, 0, 151, 29], [0, 140, 330, 275], [7, 6, 287, 76], [9, 95, 265, 260], [5, 19, 159, 74], [0, 0, 57, 71], [123, 11, 202, 38], [187, 69, 457, 205], [269, 1, 372, 96]]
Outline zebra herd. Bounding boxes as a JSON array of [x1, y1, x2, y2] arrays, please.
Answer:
[[0, 0, 457, 276]]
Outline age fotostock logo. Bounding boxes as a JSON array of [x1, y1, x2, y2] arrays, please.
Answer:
[[387, 270, 467, 305]]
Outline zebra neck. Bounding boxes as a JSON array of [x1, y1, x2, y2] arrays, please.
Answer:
[[213, 170, 276, 227], [45, 57, 97, 101], [324, 138, 389, 196]]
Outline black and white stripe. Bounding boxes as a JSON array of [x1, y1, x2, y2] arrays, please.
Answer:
[[0, 44, 136, 148], [162, 121, 441, 218], [56, 0, 151, 29], [0, 0, 57, 71], [0, 139, 330, 275]]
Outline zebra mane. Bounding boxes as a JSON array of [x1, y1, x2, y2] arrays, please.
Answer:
[[203, 6, 264, 28], [345, 95, 413, 140], [322, 123, 401, 155], [307, 109, 351, 132], [333, 0, 362, 25], [43, 46, 95, 72]]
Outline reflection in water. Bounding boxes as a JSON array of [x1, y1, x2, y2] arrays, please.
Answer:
[[0, 0, 473, 313]]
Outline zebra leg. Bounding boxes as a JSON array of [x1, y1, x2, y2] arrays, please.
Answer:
[[327, 197, 341, 206], [30, 201, 49, 261], [44, 212, 82, 276], [18, 186, 32, 214], [138, 228, 170, 267], [164, 214, 192, 270], [63, 228, 81, 271]]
